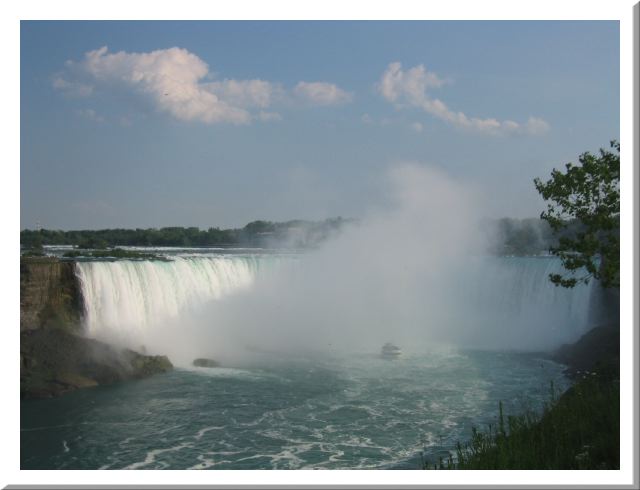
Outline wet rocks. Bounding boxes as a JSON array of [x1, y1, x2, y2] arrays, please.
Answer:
[[192, 358, 220, 368], [21, 329, 173, 399]]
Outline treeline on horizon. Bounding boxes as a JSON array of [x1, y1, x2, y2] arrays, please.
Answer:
[[20, 218, 353, 250], [20, 216, 588, 256]]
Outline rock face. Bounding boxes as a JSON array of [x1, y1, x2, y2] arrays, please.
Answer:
[[21, 329, 173, 399], [20, 256, 173, 398], [193, 358, 220, 368], [20, 257, 81, 332], [553, 324, 620, 378]]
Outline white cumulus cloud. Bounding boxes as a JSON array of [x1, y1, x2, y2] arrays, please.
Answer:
[[74, 46, 253, 124], [205, 79, 283, 109], [54, 46, 352, 125], [379, 62, 446, 104], [524, 116, 551, 135], [377, 62, 549, 136], [294, 81, 353, 106]]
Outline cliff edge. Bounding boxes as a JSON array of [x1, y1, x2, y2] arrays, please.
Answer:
[[20, 257, 81, 332], [20, 256, 173, 399]]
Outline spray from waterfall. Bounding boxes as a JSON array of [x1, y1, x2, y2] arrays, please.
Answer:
[[74, 164, 597, 365]]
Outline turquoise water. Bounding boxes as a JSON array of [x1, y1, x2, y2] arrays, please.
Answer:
[[21, 350, 568, 469], [23, 252, 584, 469]]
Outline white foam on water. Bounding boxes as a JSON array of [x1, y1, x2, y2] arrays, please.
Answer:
[[268, 447, 305, 469], [193, 426, 224, 440], [181, 366, 271, 380], [186, 451, 246, 470], [123, 442, 193, 470]]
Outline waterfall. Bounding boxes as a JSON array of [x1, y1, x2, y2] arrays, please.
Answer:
[[74, 254, 596, 353], [445, 256, 597, 349], [75, 256, 284, 344]]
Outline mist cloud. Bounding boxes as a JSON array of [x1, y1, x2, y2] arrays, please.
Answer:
[[144, 163, 491, 363], [81, 162, 593, 366]]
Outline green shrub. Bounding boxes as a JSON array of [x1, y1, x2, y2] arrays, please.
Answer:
[[425, 373, 619, 470]]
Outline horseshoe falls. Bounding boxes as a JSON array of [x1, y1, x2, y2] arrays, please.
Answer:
[[442, 256, 597, 350], [76, 255, 295, 354], [22, 252, 595, 469], [74, 254, 596, 354], [75, 256, 275, 343]]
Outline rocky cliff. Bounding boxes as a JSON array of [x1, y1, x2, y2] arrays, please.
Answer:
[[21, 329, 173, 399], [552, 323, 620, 379], [20, 257, 81, 331], [20, 257, 173, 398]]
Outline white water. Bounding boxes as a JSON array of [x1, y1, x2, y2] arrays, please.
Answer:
[[443, 256, 596, 349], [75, 254, 596, 354], [75, 256, 287, 346]]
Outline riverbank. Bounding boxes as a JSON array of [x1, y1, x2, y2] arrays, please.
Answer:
[[552, 324, 620, 379], [425, 323, 620, 470]]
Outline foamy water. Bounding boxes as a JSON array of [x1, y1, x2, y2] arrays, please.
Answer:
[[21, 351, 569, 469]]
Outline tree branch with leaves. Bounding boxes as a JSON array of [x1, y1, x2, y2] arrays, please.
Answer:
[[534, 141, 619, 289]]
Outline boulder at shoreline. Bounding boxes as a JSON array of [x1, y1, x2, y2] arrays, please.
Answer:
[[21, 329, 173, 399], [193, 358, 220, 368]]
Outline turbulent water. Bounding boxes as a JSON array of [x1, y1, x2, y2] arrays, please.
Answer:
[[21, 250, 595, 469], [21, 350, 569, 470]]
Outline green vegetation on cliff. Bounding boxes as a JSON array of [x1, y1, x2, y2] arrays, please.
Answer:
[[423, 324, 620, 470], [426, 370, 618, 470]]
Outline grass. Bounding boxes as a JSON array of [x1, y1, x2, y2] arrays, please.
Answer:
[[424, 364, 619, 470]]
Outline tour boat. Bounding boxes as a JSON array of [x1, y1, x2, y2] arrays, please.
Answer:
[[380, 342, 402, 359]]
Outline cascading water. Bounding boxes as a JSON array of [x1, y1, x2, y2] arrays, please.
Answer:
[[75, 255, 285, 346], [74, 253, 596, 354], [444, 256, 597, 349]]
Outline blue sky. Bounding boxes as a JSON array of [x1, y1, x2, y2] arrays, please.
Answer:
[[20, 21, 619, 230]]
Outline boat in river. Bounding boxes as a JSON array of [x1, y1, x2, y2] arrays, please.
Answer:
[[380, 343, 402, 359]]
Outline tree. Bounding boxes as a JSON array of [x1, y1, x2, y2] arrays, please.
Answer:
[[533, 141, 619, 289], [77, 236, 109, 250]]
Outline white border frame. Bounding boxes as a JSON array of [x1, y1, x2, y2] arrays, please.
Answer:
[[4, 0, 636, 487]]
